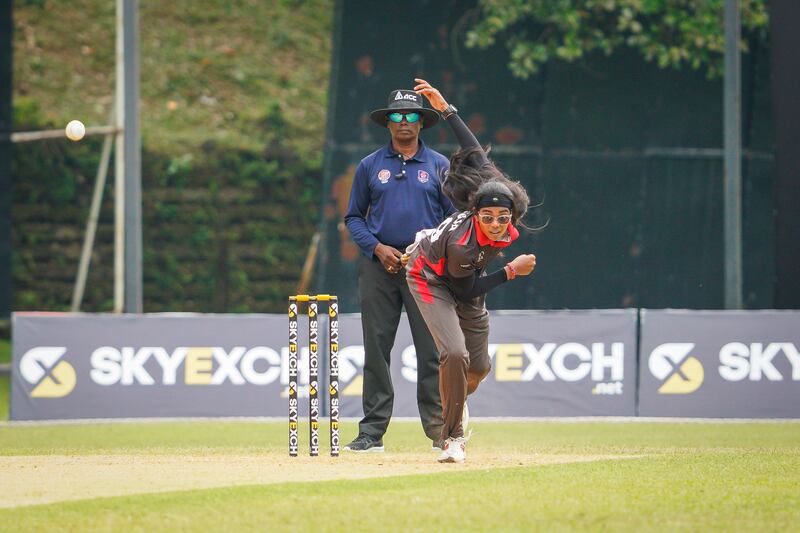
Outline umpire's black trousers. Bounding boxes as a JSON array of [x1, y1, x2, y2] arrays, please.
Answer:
[[357, 255, 443, 441]]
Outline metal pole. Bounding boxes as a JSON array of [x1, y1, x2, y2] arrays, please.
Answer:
[[71, 111, 115, 312], [115, 0, 142, 313], [122, 0, 142, 313], [723, 0, 742, 309], [114, 0, 125, 313]]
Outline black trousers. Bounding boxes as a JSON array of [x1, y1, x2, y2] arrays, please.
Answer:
[[357, 255, 443, 441]]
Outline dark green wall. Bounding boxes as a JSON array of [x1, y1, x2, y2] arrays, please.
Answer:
[[1, 0, 11, 318], [317, 0, 775, 312], [11, 140, 319, 313], [770, 0, 800, 308]]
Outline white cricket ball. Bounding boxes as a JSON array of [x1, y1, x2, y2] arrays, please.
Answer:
[[65, 120, 86, 141]]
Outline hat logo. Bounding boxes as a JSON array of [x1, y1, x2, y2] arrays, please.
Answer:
[[395, 92, 418, 102]]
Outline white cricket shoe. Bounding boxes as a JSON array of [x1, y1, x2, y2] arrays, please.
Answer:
[[462, 402, 469, 433], [437, 437, 467, 463]]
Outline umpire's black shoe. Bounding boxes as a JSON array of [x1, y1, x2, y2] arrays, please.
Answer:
[[343, 433, 385, 453]]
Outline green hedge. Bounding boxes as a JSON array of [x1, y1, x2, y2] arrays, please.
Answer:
[[12, 107, 320, 313]]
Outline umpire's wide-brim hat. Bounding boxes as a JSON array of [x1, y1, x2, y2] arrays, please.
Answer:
[[369, 89, 440, 129]]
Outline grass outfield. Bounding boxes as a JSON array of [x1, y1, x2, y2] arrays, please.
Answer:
[[0, 339, 8, 364], [0, 421, 798, 531], [0, 338, 8, 422], [14, 0, 332, 154], [0, 376, 7, 422]]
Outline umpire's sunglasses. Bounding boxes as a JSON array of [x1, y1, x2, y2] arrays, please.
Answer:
[[387, 112, 421, 124]]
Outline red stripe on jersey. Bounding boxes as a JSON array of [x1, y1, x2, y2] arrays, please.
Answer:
[[424, 255, 446, 276], [409, 255, 434, 304], [456, 224, 471, 246]]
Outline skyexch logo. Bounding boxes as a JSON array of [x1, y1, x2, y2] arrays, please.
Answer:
[[20, 347, 77, 398], [649, 343, 704, 394]]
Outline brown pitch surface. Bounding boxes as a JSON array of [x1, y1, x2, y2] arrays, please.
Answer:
[[0, 452, 630, 508]]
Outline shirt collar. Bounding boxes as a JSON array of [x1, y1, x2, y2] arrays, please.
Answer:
[[473, 216, 519, 249], [384, 139, 428, 163]]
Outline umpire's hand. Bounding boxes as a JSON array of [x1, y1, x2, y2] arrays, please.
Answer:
[[375, 243, 403, 273]]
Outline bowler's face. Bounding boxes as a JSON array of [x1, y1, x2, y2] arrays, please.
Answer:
[[477, 207, 512, 241]]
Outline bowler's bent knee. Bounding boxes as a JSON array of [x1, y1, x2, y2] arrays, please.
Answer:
[[467, 366, 490, 395]]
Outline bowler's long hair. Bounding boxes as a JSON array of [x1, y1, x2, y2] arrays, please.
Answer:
[[442, 146, 544, 230]]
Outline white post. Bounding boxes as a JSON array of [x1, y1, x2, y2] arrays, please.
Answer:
[[724, 0, 742, 309], [112, 0, 144, 314], [114, 0, 125, 313]]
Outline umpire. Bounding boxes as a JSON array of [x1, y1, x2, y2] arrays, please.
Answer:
[[343, 89, 455, 452]]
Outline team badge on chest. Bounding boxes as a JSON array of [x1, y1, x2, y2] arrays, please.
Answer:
[[378, 169, 391, 183], [417, 170, 429, 183]]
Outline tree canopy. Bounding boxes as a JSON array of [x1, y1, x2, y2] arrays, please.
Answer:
[[465, 0, 769, 79]]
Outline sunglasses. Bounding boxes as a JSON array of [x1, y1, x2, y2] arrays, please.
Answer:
[[387, 112, 421, 124], [478, 214, 512, 225]]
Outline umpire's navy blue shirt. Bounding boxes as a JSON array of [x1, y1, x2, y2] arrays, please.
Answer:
[[345, 140, 455, 258]]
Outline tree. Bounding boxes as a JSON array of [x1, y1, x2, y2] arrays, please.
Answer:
[[465, 0, 769, 79]]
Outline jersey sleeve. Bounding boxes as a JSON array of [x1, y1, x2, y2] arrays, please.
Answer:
[[446, 113, 489, 167], [448, 269, 510, 300], [344, 161, 379, 257]]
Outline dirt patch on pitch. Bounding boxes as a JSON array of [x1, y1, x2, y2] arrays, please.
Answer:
[[0, 452, 631, 508]]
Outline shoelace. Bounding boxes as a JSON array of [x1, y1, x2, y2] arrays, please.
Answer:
[[445, 430, 473, 449]]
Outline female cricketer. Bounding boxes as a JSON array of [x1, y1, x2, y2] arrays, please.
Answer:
[[403, 79, 538, 463]]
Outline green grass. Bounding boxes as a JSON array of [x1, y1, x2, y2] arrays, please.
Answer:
[[2, 420, 798, 456], [0, 376, 7, 421], [1, 339, 9, 421], [1, 421, 799, 531], [3, 452, 798, 532], [14, 0, 332, 156]]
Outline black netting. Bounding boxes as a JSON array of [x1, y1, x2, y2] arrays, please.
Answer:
[[317, 0, 774, 312]]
